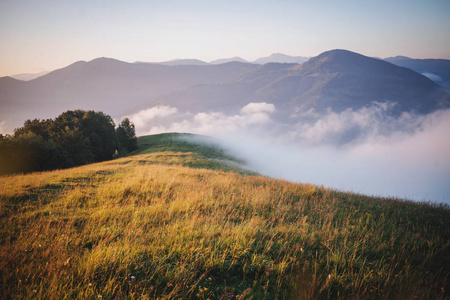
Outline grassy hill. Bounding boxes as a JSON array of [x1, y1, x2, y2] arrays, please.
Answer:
[[0, 133, 449, 299], [132, 133, 254, 174]]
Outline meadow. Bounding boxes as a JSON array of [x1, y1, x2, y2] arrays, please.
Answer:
[[0, 133, 449, 299]]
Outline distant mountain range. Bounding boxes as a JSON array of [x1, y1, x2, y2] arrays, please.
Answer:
[[252, 53, 310, 65], [145, 53, 311, 66], [152, 50, 449, 119], [1, 49, 449, 134], [0, 58, 259, 133], [10, 54, 307, 81], [150, 59, 210, 66], [384, 56, 450, 89], [10, 71, 50, 81], [210, 57, 249, 65]]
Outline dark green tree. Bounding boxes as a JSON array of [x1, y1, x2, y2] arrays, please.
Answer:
[[13, 118, 53, 140], [116, 118, 138, 155], [1, 109, 118, 175], [0, 132, 69, 174], [80, 111, 116, 162], [0, 134, 17, 174], [53, 126, 92, 167], [53, 110, 116, 162]]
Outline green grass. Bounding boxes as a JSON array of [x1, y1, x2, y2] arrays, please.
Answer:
[[0, 133, 449, 299], [132, 133, 255, 175]]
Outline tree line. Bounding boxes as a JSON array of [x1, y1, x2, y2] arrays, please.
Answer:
[[0, 110, 137, 175]]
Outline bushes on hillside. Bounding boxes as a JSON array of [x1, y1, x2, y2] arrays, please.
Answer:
[[0, 110, 137, 175]]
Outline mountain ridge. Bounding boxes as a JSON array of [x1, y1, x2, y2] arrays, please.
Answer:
[[253, 53, 310, 64], [1, 49, 450, 134], [153, 49, 450, 120], [384, 56, 450, 88], [0, 58, 260, 133], [210, 56, 249, 64]]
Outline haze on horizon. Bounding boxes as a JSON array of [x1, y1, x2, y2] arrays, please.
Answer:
[[1, 0, 450, 77]]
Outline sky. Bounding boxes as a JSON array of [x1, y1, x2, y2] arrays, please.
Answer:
[[1, 0, 450, 77]]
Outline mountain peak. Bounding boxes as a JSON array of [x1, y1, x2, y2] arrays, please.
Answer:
[[10, 71, 50, 81], [158, 59, 209, 66], [90, 56, 113, 62], [303, 49, 399, 73], [210, 57, 248, 65], [0, 76, 23, 84], [253, 53, 310, 65], [384, 55, 413, 62], [268, 53, 296, 58], [88, 57, 128, 65], [313, 49, 365, 61]]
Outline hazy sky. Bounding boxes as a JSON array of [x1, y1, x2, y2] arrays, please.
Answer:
[[1, 0, 450, 76]]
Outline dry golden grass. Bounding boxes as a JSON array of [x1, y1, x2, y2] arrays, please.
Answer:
[[1, 150, 449, 299]]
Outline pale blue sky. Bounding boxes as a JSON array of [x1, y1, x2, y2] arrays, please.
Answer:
[[1, 0, 449, 76]]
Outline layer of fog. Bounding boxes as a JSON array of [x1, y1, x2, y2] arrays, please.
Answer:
[[124, 102, 450, 204], [422, 72, 443, 84]]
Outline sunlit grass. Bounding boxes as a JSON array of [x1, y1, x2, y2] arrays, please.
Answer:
[[1, 134, 449, 299]]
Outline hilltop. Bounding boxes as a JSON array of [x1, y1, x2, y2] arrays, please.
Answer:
[[1, 133, 449, 299], [131, 133, 255, 175]]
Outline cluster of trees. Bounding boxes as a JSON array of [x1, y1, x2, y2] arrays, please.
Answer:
[[0, 110, 137, 175]]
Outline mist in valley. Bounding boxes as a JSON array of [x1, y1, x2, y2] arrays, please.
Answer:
[[124, 102, 450, 204]]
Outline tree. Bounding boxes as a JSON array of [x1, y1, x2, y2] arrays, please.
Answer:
[[0, 134, 17, 174], [80, 111, 116, 162], [116, 118, 138, 155], [14, 118, 53, 140], [53, 126, 92, 167], [1, 109, 119, 174], [0, 132, 69, 174], [53, 110, 116, 162]]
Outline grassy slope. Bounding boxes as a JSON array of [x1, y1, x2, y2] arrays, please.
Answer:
[[0, 133, 449, 299], [132, 133, 254, 174]]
